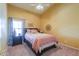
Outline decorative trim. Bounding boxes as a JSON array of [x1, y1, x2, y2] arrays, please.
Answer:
[[60, 43, 79, 51], [45, 24, 51, 31]]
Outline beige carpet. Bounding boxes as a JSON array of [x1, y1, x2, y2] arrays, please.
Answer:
[[6, 43, 79, 56]]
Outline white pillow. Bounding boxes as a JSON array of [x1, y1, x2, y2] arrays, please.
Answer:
[[31, 29, 38, 33], [27, 29, 31, 33]]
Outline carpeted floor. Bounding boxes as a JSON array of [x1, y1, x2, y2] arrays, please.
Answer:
[[6, 43, 79, 56]]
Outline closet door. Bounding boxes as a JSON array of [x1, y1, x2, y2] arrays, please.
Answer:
[[0, 3, 7, 55]]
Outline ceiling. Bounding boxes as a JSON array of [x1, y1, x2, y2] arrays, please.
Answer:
[[10, 3, 52, 15]]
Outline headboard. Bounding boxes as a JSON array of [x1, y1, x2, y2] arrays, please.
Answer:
[[23, 28, 40, 35]]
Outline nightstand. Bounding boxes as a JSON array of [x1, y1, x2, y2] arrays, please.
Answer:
[[13, 36, 22, 46]]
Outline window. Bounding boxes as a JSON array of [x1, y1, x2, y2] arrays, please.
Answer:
[[13, 20, 23, 36]]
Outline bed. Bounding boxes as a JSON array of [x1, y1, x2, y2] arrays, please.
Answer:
[[23, 28, 58, 56]]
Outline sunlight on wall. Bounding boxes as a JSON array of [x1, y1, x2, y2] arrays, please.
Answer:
[[58, 27, 79, 39]]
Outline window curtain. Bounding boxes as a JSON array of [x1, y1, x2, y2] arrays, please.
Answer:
[[8, 17, 24, 46], [8, 17, 13, 46]]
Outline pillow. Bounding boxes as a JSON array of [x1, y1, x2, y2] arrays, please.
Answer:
[[27, 29, 31, 33], [31, 29, 38, 33]]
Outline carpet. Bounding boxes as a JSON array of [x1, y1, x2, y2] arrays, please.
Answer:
[[6, 43, 79, 56]]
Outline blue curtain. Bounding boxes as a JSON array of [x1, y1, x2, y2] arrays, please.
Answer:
[[8, 17, 13, 46], [8, 17, 24, 46]]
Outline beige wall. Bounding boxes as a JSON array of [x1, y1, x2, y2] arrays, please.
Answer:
[[7, 4, 40, 29], [40, 4, 79, 49]]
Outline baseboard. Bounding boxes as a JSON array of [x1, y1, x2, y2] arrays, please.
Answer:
[[60, 43, 79, 51]]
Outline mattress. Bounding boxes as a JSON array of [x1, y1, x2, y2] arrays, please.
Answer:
[[25, 33, 58, 53]]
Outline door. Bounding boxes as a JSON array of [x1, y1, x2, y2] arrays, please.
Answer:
[[0, 3, 7, 55]]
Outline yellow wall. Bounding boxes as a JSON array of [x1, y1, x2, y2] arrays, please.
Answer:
[[40, 4, 79, 49], [7, 4, 40, 29]]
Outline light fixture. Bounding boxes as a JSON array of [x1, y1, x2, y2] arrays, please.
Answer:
[[36, 4, 44, 11]]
